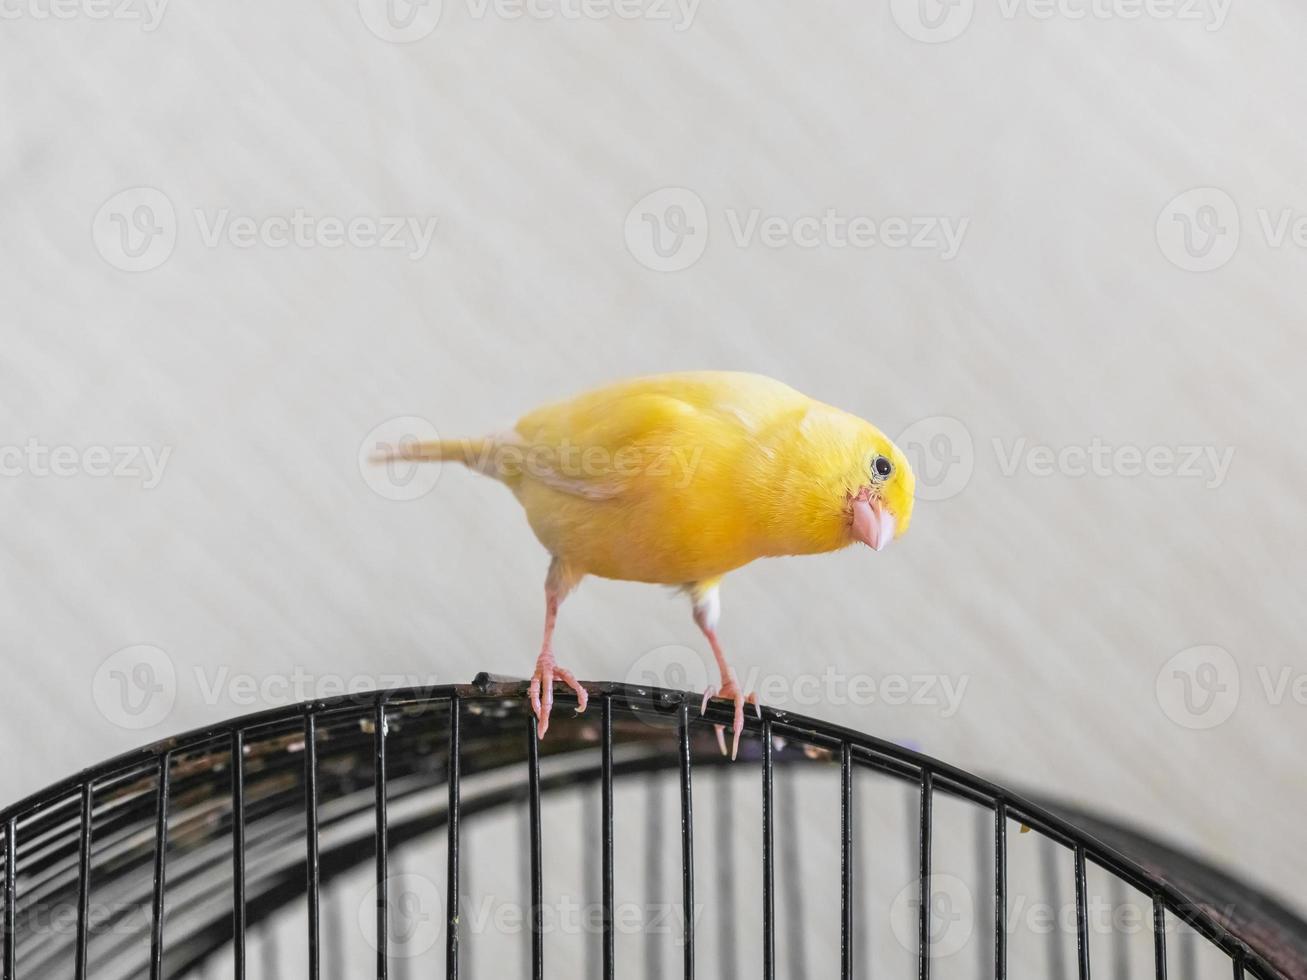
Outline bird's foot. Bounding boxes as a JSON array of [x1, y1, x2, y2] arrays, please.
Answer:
[[699, 675, 760, 761], [527, 650, 588, 739]]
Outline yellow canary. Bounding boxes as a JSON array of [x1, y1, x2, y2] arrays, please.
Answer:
[[377, 371, 914, 757]]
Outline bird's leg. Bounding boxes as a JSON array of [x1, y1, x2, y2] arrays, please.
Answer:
[[528, 559, 588, 739], [692, 586, 759, 760]]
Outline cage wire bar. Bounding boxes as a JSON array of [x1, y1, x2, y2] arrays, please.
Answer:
[[0, 675, 1299, 980]]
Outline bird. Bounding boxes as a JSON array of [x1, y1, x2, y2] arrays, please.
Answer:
[[373, 371, 915, 759]]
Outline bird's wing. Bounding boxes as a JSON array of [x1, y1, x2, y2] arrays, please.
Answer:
[[511, 391, 699, 499], [510, 372, 809, 501]]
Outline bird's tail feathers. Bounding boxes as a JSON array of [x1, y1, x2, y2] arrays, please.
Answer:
[[369, 436, 499, 476]]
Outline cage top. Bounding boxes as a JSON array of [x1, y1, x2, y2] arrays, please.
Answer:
[[1, 673, 1298, 980], [14, 671, 1071, 837]]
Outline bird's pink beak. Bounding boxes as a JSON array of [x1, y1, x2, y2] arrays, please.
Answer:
[[852, 495, 896, 552]]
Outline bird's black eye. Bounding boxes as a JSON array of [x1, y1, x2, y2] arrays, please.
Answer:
[[873, 455, 894, 479]]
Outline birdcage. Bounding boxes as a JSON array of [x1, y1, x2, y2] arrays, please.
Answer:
[[2, 674, 1302, 979]]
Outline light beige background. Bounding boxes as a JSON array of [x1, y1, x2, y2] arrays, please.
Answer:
[[2, 0, 1305, 936]]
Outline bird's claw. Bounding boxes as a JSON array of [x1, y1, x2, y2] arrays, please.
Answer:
[[699, 682, 760, 761], [528, 654, 588, 739]]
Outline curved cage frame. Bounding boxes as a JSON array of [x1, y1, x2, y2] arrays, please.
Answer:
[[0, 674, 1299, 980]]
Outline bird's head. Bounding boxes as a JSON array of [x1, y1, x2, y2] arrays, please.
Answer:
[[842, 428, 915, 553]]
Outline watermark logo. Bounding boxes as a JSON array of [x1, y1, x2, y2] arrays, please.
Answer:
[[894, 0, 1230, 40], [890, 0, 975, 43], [625, 643, 714, 694], [94, 656, 446, 730], [1000, 0, 1231, 29], [193, 667, 444, 709], [993, 437, 1234, 488], [359, 416, 444, 501], [94, 187, 439, 271], [894, 419, 1234, 500], [891, 873, 974, 957], [1159, 188, 1307, 271], [359, 0, 699, 37], [465, 0, 701, 29], [1156, 187, 1240, 272], [92, 645, 176, 730], [0, 0, 170, 31], [625, 643, 724, 733], [623, 189, 968, 270], [361, 427, 708, 502], [359, 873, 445, 955], [0, 439, 172, 489], [193, 209, 438, 259], [92, 187, 177, 273], [463, 895, 699, 936], [358, 0, 443, 41], [897, 416, 975, 502], [624, 187, 709, 272], [624, 646, 969, 719], [722, 209, 968, 259], [1257, 665, 1307, 709], [1156, 645, 1239, 730], [463, 439, 702, 489]]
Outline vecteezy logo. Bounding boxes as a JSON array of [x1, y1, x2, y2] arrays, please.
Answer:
[[358, 0, 442, 42], [896, 416, 974, 502], [890, 873, 974, 958], [624, 187, 709, 272], [359, 872, 444, 956], [92, 187, 177, 273], [92, 645, 177, 730], [625, 643, 712, 694], [358, 416, 444, 501], [624, 643, 714, 728], [1156, 187, 1240, 272], [890, 0, 975, 43], [1156, 645, 1239, 730]]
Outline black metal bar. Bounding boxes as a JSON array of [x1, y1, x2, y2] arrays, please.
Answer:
[[3, 817, 15, 980], [995, 802, 1007, 980], [375, 701, 389, 980], [447, 696, 462, 980], [678, 703, 695, 980], [527, 715, 543, 980], [601, 696, 615, 980], [762, 719, 775, 980], [1232, 951, 1245, 979], [304, 713, 321, 980], [841, 743, 853, 980], [233, 729, 247, 980], [1154, 896, 1168, 980], [75, 782, 93, 980], [919, 769, 933, 980], [150, 753, 172, 980], [1075, 845, 1090, 980]]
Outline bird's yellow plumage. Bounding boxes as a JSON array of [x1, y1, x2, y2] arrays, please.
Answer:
[[508, 371, 912, 583], [379, 371, 915, 755]]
